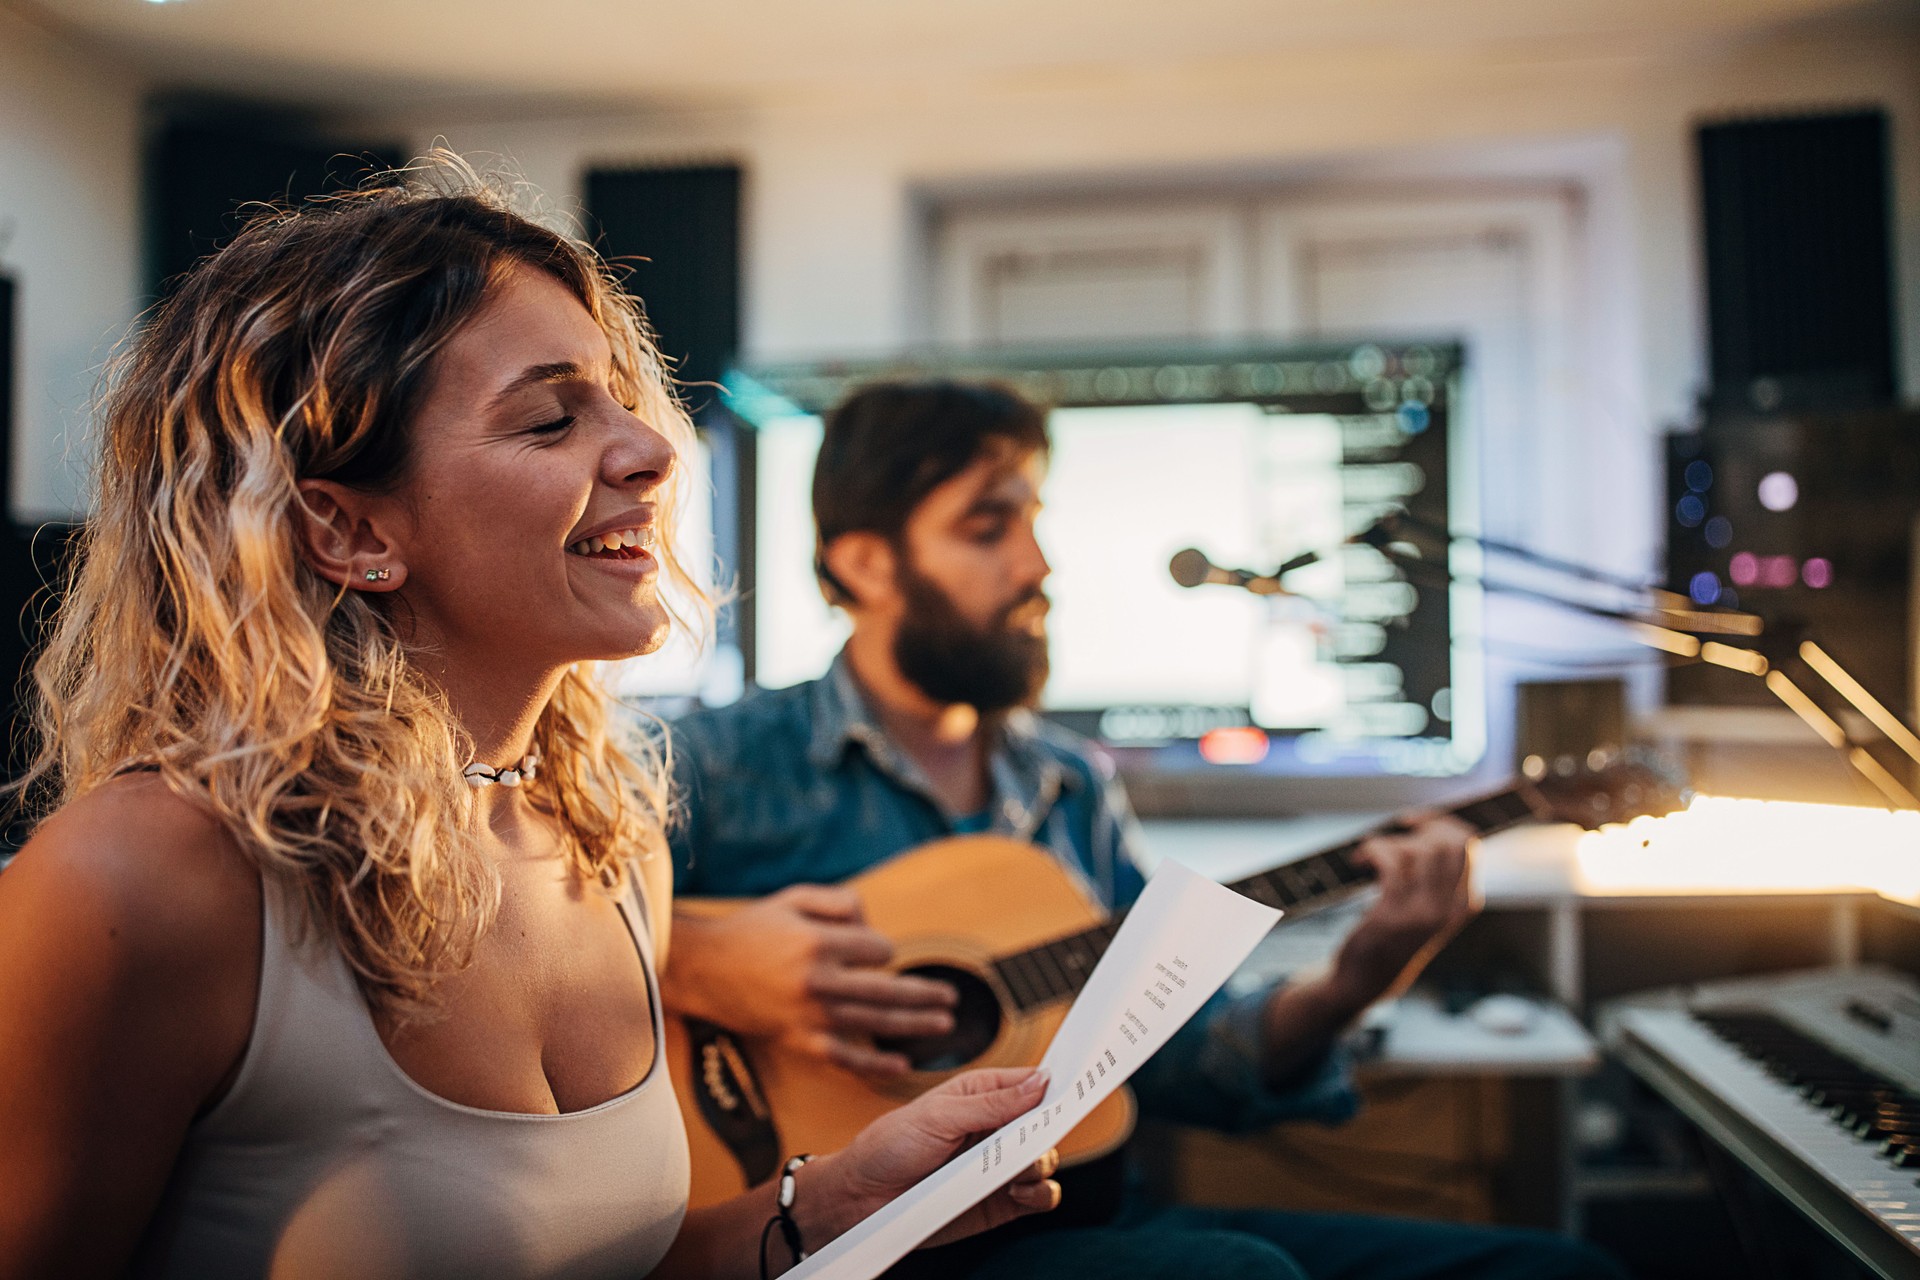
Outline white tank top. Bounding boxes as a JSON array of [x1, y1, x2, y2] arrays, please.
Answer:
[[131, 872, 690, 1279]]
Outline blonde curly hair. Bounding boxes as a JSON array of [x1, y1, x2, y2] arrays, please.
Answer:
[[19, 157, 708, 1014]]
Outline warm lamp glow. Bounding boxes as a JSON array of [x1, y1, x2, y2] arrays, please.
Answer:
[[1575, 795, 1920, 900]]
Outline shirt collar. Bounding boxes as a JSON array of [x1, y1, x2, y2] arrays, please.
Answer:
[[806, 649, 1079, 837], [805, 651, 883, 770]]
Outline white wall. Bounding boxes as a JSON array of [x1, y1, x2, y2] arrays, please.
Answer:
[[377, 4, 1920, 443], [0, 7, 145, 520], [2, 8, 1914, 524]]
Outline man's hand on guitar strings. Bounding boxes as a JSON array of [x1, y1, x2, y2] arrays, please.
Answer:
[[1255, 814, 1477, 1089], [1332, 813, 1478, 1008], [665, 885, 958, 1076]]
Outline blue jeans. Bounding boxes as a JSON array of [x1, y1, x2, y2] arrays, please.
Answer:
[[902, 1205, 1630, 1280]]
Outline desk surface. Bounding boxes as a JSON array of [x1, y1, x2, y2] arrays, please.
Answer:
[[1364, 993, 1599, 1075]]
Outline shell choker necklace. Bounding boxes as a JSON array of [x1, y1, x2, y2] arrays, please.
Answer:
[[462, 745, 541, 789]]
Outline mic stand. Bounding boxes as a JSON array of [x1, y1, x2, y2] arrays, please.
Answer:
[[1364, 510, 1764, 638], [1373, 542, 1920, 809]]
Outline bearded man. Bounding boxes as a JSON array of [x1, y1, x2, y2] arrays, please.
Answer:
[[661, 380, 1625, 1280]]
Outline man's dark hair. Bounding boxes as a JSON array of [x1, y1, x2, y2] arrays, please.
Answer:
[[812, 379, 1049, 604]]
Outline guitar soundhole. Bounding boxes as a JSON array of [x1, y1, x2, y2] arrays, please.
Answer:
[[874, 965, 1003, 1073]]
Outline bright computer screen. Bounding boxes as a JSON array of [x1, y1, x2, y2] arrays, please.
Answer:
[[730, 345, 1481, 778], [600, 434, 742, 704]]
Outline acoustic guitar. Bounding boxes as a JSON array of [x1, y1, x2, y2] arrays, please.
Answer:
[[666, 752, 1685, 1206]]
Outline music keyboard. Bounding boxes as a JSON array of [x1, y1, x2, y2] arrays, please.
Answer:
[[1606, 967, 1920, 1280]]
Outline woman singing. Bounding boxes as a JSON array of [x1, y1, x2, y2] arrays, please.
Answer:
[[0, 159, 1059, 1278]]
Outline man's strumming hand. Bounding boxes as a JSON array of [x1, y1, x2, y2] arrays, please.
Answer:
[[664, 885, 958, 1076]]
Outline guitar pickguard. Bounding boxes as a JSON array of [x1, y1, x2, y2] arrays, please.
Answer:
[[682, 1017, 781, 1189]]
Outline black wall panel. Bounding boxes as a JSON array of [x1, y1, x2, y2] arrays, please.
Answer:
[[146, 110, 400, 297], [585, 165, 743, 398], [1700, 110, 1897, 412]]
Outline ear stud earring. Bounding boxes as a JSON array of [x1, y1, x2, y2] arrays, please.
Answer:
[[364, 568, 391, 582]]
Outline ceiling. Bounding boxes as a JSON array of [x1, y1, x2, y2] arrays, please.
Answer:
[[14, 0, 1902, 114]]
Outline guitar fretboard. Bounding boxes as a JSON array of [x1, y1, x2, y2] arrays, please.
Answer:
[[989, 785, 1539, 1013]]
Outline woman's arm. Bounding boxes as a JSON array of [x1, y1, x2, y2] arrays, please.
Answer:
[[654, 1067, 1059, 1280], [0, 776, 259, 1277]]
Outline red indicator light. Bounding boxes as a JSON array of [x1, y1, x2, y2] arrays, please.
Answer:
[[1760, 555, 1797, 588], [1802, 557, 1833, 589], [1199, 726, 1271, 766]]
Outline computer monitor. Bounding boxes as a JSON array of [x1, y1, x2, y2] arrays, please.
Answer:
[[725, 343, 1484, 804]]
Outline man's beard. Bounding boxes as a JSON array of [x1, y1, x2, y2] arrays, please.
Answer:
[[892, 561, 1049, 713]]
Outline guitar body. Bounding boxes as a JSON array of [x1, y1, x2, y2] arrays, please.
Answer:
[[669, 836, 1138, 1207]]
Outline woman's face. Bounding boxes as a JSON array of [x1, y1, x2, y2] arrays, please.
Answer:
[[376, 263, 678, 674]]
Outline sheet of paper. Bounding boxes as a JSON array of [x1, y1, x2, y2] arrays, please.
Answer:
[[785, 859, 1281, 1280]]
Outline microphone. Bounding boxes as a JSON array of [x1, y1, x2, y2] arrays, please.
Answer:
[[1168, 548, 1294, 596], [1168, 515, 1405, 596]]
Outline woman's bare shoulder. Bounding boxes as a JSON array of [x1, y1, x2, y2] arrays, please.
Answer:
[[0, 779, 265, 1271], [2, 772, 260, 972]]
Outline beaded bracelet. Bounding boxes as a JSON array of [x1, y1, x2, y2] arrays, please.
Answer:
[[758, 1153, 815, 1280]]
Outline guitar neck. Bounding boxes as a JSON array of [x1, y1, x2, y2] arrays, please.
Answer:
[[1225, 785, 1538, 914], [988, 783, 1542, 1014]]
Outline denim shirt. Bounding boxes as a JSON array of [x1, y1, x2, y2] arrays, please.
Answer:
[[666, 652, 1358, 1134]]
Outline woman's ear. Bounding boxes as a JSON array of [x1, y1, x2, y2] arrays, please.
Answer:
[[295, 480, 407, 592], [819, 532, 897, 615]]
